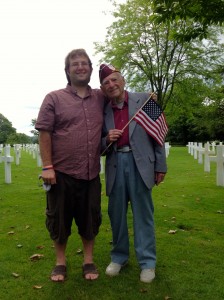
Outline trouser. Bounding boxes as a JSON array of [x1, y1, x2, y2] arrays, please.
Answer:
[[108, 152, 156, 269]]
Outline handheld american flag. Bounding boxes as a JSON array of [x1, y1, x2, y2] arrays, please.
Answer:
[[133, 99, 168, 146]]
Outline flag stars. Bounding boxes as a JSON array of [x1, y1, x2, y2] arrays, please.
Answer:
[[142, 100, 162, 121]]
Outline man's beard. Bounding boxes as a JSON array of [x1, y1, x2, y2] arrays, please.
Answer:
[[71, 76, 91, 86]]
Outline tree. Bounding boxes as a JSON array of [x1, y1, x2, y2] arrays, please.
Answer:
[[30, 118, 39, 139], [0, 113, 16, 144], [6, 132, 32, 145], [165, 72, 224, 144], [151, 0, 224, 41], [95, 0, 224, 110], [165, 77, 211, 143], [200, 93, 224, 141]]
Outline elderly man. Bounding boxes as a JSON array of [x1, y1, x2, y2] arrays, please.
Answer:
[[100, 64, 167, 283]]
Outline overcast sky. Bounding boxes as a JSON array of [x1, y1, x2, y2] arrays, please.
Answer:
[[0, 0, 123, 136]]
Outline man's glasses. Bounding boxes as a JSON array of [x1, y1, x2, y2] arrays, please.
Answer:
[[71, 62, 90, 68]]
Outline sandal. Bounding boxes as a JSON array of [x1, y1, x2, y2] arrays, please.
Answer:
[[82, 263, 99, 280], [51, 265, 67, 282]]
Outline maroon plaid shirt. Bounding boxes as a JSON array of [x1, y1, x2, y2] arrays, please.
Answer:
[[111, 91, 130, 148], [36, 85, 105, 180]]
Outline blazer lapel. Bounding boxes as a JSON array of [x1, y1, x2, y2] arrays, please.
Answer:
[[104, 103, 114, 130], [104, 104, 117, 151], [128, 93, 141, 137]]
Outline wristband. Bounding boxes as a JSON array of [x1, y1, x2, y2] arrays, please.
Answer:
[[42, 165, 54, 171]]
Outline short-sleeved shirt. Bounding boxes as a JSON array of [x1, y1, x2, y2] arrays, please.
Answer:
[[35, 84, 105, 180]]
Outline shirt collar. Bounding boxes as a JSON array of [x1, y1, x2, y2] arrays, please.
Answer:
[[66, 84, 92, 97], [111, 90, 128, 108]]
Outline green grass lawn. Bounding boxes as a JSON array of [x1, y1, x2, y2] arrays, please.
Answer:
[[0, 147, 223, 300]]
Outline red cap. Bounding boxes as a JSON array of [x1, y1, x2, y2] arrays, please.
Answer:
[[99, 64, 120, 83]]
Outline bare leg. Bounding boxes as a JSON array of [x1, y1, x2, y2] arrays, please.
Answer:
[[81, 237, 99, 280], [51, 241, 67, 281]]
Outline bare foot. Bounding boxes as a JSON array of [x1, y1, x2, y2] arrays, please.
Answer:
[[82, 263, 99, 280], [51, 265, 67, 282]]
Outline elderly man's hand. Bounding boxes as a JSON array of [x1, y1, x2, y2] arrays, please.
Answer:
[[155, 172, 166, 185], [106, 129, 123, 144], [149, 91, 157, 101]]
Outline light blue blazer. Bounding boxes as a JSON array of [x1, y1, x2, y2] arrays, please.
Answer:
[[101, 91, 167, 196]]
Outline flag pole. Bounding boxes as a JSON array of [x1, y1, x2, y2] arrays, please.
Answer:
[[101, 92, 156, 155]]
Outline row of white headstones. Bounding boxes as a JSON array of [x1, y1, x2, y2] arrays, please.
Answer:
[[186, 142, 224, 187], [0, 144, 41, 184], [0, 142, 172, 184]]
